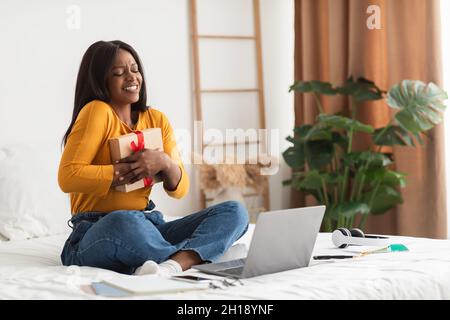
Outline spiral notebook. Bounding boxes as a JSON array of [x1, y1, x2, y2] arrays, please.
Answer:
[[101, 275, 210, 296]]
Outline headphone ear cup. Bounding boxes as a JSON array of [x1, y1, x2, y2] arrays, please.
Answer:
[[350, 228, 365, 238], [336, 228, 351, 248]]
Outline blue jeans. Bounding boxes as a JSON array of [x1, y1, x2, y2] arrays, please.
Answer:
[[61, 200, 249, 275]]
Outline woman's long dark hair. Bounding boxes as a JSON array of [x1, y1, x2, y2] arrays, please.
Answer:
[[62, 40, 148, 147]]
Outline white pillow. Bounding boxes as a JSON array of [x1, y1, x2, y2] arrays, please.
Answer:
[[0, 142, 71, 240]]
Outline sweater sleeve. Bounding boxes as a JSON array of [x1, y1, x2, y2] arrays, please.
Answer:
[[159, 112, 190, 199], [58, 101, 114, 197]]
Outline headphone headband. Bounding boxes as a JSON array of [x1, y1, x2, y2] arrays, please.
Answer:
[[332, 229, 391, 248]]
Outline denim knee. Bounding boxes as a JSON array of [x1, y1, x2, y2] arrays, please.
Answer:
[[99, 211, 149, 239], [220, 201, 249, 233]]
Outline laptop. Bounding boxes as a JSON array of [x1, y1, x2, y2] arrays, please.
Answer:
[[192, 205, 325, 279]]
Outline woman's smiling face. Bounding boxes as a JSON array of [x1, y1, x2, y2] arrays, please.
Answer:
[[108, 48, 143, 107]]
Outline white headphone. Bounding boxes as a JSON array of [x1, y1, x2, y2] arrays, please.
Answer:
[[332, 228, 391, 248]]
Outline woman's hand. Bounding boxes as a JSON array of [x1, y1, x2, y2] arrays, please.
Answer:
[[112, 149, 170, 186]]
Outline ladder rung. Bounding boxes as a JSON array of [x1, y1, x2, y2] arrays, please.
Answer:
[[248, 207, 266, 213], [197, 35, 255, 40], [205, 193, 262, 202], [200, 89, 259, 93], [243, 192, 261, 198], [203, 140, 261, 147], [201, 162, 266, 167]]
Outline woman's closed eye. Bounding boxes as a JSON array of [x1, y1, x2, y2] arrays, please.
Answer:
[[112, 66, 139, 76]]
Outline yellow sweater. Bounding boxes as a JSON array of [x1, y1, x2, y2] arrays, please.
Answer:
[[58, 100, 189, 215]]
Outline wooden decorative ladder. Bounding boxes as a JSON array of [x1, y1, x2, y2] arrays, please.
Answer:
[[189, 0, 270, 222]]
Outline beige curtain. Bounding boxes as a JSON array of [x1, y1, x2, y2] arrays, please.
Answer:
[[293, 0, 447, 238]]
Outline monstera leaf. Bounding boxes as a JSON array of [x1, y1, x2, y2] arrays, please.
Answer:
[[362, 185, 403, 215], [318, 114, 374, 133], [293, 170, 325, 190], [283, 124, 341, 170], [373, 125, 415, 146], [337, 77, 385, 102], [387, 80, 448, 133], [289, 80, 338, 95], [343, 151, 392, 170], [328, 202, 371, 220], [282, 145, 305, 169]]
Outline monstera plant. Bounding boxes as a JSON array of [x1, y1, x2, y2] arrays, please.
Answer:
[[283, 78, 448, 232]]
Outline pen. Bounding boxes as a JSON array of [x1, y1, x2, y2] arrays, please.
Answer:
[[313, 255, 355, 260]]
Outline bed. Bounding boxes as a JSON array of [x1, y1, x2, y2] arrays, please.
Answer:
[[1, 144, 450, 300], [2, 224, 450, 300]]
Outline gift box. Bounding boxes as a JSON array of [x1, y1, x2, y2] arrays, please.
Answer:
[[109, 128, 163, 192]]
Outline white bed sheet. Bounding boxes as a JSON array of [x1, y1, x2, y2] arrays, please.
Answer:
[[1, 227, 450, 300]]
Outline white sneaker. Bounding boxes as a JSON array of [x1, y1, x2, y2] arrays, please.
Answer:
[[134, 260, 159, 276], [134, 259, 182, 276]]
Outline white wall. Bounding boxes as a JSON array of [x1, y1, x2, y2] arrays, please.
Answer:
[[0, 0, 294, 216], [260, 0, 294, 210]]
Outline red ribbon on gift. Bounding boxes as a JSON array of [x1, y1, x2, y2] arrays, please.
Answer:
[[142, 177, 153, 187], [130, 130, 153, 187], [130, 130, 145, 152]]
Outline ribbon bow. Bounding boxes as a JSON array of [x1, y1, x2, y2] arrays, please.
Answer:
[[130, 130, 153, 187]]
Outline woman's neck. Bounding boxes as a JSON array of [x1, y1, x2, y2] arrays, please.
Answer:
[[110, 103, 135, 127]]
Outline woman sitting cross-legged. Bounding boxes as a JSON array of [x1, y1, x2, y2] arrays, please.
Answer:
[[58, 40, 249, 276]]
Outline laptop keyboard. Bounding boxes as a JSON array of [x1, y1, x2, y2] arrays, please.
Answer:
[[193, 258, 246, 274], [210, 258, 246, 270]]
